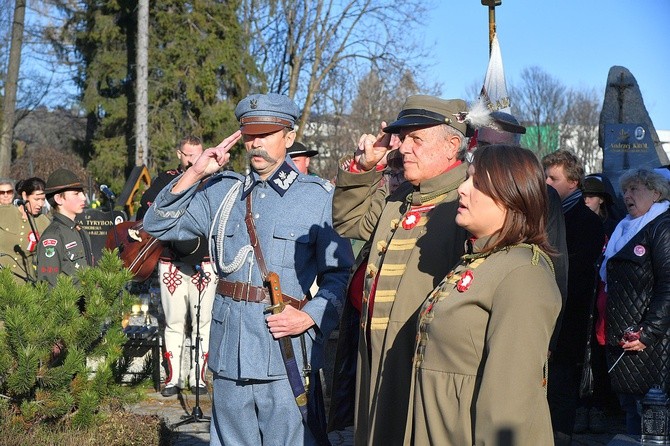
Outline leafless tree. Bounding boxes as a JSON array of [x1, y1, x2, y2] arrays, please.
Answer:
[[304, 66, 429, 179], [510, 66, 567, 160], [1, 0, 26, 177], [240, 0, 433, 140], [0, 0, 13, 57], [561, 87, 602, 174], [11, 145, 87, 185], [1, 1, 81, 175]]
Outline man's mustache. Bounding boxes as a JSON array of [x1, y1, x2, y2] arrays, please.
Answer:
[[248, 149, 277, 163]]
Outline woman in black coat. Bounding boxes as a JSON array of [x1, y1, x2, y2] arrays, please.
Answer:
[[602, 168, 670, 435]]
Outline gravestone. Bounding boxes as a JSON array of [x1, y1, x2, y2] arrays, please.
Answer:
[[600, 66, 668, 201], [76, 209, 126, 265]]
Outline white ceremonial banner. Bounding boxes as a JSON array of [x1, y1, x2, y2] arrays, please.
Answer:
[[480, 33, 511, 114]]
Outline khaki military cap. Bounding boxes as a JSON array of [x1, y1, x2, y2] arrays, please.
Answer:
[[384, 95, 469, 135]]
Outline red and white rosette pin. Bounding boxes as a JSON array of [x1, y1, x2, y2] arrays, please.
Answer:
[[401, 211, 421, 230], [456, 270, 474, 292], [26, 231, 38, 252]]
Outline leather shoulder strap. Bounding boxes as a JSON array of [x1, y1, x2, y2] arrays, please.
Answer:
[[245, 193, 270, 279]]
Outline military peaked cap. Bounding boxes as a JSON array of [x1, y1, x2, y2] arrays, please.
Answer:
[[384, 95, 469, 135], [235, 93, 300, 135]]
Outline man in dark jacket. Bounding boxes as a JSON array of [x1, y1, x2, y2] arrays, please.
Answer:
[[543, 149, 606, 445]]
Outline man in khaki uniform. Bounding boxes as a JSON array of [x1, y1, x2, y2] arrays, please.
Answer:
[[332, 95, 471, 445]]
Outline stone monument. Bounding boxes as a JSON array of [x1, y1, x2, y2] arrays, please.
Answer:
[[600, 66, 668, 202]]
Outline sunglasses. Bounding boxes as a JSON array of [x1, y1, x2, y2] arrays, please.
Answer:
[[0, 190, 13, 195]]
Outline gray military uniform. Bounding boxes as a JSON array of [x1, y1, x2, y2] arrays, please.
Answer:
[[144, 158, 353, 445]]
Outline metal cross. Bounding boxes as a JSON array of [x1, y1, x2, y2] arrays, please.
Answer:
[[609, 71, 634, 123]]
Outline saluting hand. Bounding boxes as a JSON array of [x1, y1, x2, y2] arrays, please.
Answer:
[[266, 305, 315, 339], [354, 121, 392, 171], [172, 130, 242, 193]]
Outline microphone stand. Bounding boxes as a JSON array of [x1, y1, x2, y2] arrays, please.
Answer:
[[10, 202, 38, 284], [0, 253, 31, 283], [172, 263, 210, 428], [20, 201, 40, 243], [104, 193, 121, 257]]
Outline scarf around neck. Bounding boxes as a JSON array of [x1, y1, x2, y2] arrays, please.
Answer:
[[599, 201, 670, 284], [561, 189, 583, 214]]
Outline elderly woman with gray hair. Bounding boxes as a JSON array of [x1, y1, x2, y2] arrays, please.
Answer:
[[601, 168, 670, 435], [0, 178, 15, 206]]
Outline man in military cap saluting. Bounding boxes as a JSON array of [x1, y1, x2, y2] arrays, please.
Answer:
[[36, 168, 93, 287], [332, 95, 476, 445], [143, 93, 353, 445]]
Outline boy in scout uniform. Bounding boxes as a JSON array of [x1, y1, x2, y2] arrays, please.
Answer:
[[36, 169, 93, 287]]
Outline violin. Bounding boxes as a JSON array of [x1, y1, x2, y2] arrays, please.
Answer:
[[105, 220, 164, 282]]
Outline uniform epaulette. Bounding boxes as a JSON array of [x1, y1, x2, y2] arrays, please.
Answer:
[[206, 170, 244, 187], [298, 174, 334, 193]]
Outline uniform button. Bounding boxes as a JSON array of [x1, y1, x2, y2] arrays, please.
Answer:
[[20, 232, 24, 236], [259, 192, 266, 199], [290, 232, 295, 237], [254, 213, 260, 219]]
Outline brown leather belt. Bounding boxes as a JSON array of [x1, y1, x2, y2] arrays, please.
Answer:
[[216, 280, 307, 310]]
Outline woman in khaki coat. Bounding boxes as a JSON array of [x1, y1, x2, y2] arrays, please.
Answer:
[[0, 177, 50, 283], [406, 145, 562, 445]]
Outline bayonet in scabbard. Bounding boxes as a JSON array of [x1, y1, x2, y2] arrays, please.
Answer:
[[265, 271, 308, 410], [266, 272, 286, 314]]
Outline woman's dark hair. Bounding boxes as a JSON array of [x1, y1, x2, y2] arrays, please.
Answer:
[[471, 144, 554, 254], [15, 177, 46, 196]]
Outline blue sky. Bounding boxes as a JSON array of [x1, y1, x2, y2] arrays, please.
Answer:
[[424, 1, 670, 131]]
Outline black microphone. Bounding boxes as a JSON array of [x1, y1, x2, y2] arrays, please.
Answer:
[[99, 184, 116, 200], [14, 245, 26, 257], [13, 198, 25, 206], [194, 264, 206, 286]]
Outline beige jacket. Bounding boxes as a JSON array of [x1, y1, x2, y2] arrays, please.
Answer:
[[406, 240, 561, 445], [0, 206, 50, 283]]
